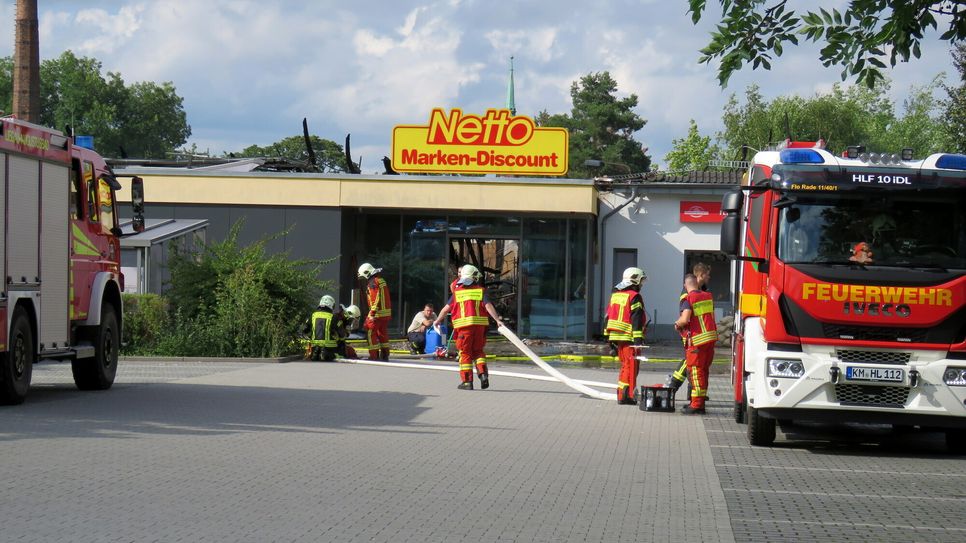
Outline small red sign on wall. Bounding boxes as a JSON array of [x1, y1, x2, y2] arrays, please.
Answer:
[[680, 201, 725, 223]]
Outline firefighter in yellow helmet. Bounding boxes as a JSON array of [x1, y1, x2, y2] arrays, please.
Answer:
[[604, 267, 647, 405], [304, 295, 338, 361], [433, 264, 504, 390]]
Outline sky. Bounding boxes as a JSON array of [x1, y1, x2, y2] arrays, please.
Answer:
[[0, 1, 956, 172]]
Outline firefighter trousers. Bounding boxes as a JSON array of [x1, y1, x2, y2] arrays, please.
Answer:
[[455, 325, 488, 384], [685, 343, 715, 408], [614, 341, 640, 402], [366, 317, 390, 360]]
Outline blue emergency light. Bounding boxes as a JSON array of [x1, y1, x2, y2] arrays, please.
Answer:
[[936, 153, 966, 170], [75, 135, 94, 150], [779, 149, 824, 164]]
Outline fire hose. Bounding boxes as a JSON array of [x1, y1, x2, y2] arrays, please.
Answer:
[[341, 325, 641, 401]]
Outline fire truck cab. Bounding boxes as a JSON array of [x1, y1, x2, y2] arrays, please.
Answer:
[[720, 142, 966, 451], [0, 116, 144, 404]]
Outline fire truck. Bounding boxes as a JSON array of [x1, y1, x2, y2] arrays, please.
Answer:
[[0, 116, 144, 404], [720, 141, 966, 451]]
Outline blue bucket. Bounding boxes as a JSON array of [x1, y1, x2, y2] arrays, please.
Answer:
[[424, 325, 448, 354]]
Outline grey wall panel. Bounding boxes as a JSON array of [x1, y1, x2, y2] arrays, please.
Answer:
[[39, 162, 69, 347], [0, 154, 6, 293], [284, 207, 342, 291], [7, 155, 40, 285]]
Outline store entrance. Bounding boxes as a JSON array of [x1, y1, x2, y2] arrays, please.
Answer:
[[449, 237, 519, 329]]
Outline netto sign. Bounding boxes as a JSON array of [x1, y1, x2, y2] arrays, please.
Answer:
[[392, 108, 568, 175]]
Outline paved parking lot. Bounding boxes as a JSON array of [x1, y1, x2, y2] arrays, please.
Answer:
[[2, 359, 965, 542]]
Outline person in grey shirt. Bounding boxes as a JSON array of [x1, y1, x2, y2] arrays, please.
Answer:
[[407, 303, 438, 354]]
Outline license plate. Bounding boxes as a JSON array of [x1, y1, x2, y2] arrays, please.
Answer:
[[846, 366, 904, 383]]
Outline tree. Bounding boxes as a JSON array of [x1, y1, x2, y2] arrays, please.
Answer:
[[717, 81, 946, 159], [688, 1, 966, 88], [536, 72, 651, 178], [664, 119, 720, 171], [234, 135, 352, 173], [942, 43, 966, 152], [0, 50, 191, 158]]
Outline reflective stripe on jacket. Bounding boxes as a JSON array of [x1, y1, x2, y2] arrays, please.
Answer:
[[311, 309, 338, 348], [686, 290, 718, 346], [451, 284, 489, 329], [367, 276, 392, 318], [604, 288, 645, 342]]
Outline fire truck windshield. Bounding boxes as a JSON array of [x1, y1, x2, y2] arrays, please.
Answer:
[[777, 192, 966, 269]]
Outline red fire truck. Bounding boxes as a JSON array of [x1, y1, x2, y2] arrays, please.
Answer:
[[0, 116, 144, 404], [720, 141, 966, 451]]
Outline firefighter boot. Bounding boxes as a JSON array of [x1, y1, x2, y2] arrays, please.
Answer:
[[368, 349, 380, 361], [617, 385, 637, 406], [380, 347, 390, 361], [457, 381, 474, 390], [476, 362, 489, 389], [680, 405, 706, 415]]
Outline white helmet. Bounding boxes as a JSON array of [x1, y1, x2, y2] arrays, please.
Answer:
[[457, 264, 481, 285], [616, 266, 646, 289], [342, 304, 361, 319], [319, 295, 335, 309], [358, 262, 381, 279]]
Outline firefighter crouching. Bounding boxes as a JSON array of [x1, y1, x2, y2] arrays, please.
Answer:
[[604, 267, 647, 405], [359, 262, 392, 361], [433, 264, 504, 390], [674, 274, 718, 415], [305, 296, 339, 361], [334, 304, 361, 359]]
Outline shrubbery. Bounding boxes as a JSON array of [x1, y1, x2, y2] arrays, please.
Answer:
[[121, 221, 332, 358]]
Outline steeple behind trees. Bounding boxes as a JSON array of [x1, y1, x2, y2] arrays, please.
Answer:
[[505, 56, 516, 115]]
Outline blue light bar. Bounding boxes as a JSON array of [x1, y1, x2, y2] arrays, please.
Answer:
[[75, 135, 94, 150], [936, 153, 966, 170], [779, 149, 824, 164]]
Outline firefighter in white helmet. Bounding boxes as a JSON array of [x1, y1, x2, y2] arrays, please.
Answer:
[[604, 267, 647, 405], [303, 295, 338, 361], [433, 264, 504, 390], [358, 262, 392, 361], [332, 304, 361, 359]]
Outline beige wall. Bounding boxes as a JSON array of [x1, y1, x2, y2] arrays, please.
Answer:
[[114, 171, 597, 215]]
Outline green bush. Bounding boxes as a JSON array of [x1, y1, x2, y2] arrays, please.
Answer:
[[121, 293, 170, 355], [157, 220, 332, 357]]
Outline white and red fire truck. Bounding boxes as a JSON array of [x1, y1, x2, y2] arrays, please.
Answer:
[[720, 141, 966, 451], [0, 116, 144, 404]]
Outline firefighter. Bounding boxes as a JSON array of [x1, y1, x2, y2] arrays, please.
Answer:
[[304, 295, 339, 361], [359, 262, 392, 361], [674, 274, 718, 415], [667, 262, 713, 393], [850, 241, 874, 264], [334, 304, 361, 359], [432, 264, 504, 390], [604, 267, 647, 405]]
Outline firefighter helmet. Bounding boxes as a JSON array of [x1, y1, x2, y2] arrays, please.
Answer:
[[358, 262, 381, 279], [616, 266, 646, 289], [457, 264, 482, 285], [319, 295, 335, 309], [342, 304, 361, 319]]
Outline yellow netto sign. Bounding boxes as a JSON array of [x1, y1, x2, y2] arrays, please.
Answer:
[[392, 108, 568, 176]]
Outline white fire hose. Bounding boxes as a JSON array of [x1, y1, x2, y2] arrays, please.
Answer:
[[341, 325, 635, 401]]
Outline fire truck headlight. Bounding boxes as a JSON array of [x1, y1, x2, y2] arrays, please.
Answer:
[[943, 367, 966, 386], [768, 358, 805, 378]]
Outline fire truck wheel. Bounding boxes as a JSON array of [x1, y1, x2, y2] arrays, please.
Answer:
[[0, 308, 34, 405], [747, 406, 776, 446], [72, 304, 119, 391], [945, 430, 966, 455], [734, 388, 747, 424]]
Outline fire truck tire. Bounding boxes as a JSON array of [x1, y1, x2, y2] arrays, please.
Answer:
[[72, 304, 119, 391], [945, 430, 966, 454], [0, 308, 34, 405], [734, 388, 747, 424], [747, 405, 776, 446]]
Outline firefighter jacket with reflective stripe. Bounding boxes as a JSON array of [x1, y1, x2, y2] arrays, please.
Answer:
[[686, 289, 718, 346], [451, 283, 489, 329], [604, 288, 645, 342], [311, 309, 338, 348], [367, 276, 392, 318]]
